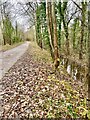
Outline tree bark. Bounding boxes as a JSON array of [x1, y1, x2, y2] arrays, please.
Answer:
[[73, 18, 77, 49], [61, 2, 69, 55], [34, 12, 37, 42], [58, 1, 62, 49], [52, 1, 59, 69], [40, 24, 43, 49], [15, 21, 18, 37], [79, 2, 85, 59], [87, 1, 90, 111], [46, 0, 54, 58]]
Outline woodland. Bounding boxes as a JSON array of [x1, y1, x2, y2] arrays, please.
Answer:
[[0, 0, 90, 119]]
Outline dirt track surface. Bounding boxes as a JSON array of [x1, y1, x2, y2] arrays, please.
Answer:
[[0, 42, 30, 115], [0, 42, 30, 80]]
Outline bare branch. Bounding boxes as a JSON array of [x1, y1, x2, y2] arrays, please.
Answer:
[[67, 9, 80, 25], [71, 0, 82, 10]]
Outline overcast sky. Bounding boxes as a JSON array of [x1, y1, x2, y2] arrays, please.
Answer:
[[0, 0, 35, 31], [0, 0, 87, 32]]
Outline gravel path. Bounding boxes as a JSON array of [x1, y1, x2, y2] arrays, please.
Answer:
[[0, 42, 30, 115], [0, 41, 30, 80]]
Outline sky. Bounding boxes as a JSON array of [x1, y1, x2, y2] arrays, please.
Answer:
[[10, 0, 31, 31], [0, 0, 88, 32], [0, 0, 35, 31]]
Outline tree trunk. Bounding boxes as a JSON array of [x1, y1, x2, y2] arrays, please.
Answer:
[[87, 1, 90, 111], [65, 29, 69, 55], [79, 2, 85, 59], [61, 2, 69, 55], [3, 34, 6, 45], [52, 1, 59, 69], [40, 24, 43, 49], [58, 1, 62, 49], [36, 4, 40, 46], [46, 0, 54, 59], [34, 12, 37, 42], [73, 18, 77, 49], [49, 2, 54, 47], [15, 21, 18, 37], [1, 8, 6, 45]]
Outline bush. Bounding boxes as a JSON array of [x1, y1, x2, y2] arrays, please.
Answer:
[[12, 36, 21, 44]]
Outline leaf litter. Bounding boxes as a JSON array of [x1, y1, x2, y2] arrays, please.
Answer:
[[1, 42, 87, 119]]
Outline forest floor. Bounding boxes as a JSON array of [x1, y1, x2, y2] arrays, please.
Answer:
[[1, 42, 87, 119]]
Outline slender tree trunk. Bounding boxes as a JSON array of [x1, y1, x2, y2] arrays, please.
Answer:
[[79, 2, 85, 59], [49, 2, 54, 47], [3, 34, 6, 45], [61, 12, 69, 55], [40, 24, 43, 49], [34, 12, 37, 42], [52, 1, 59, 69], [58, 1, 62, 49], [34, 2, 40, 43], [9, 38, 11, 45], [46, 0, 54, 51], [63, 20, 69, 55], [65, 27, 69, 55], [2, 20, 6, 45], [2, 4, 6, 45], [72, 19, 77, 49], [15, 21, 18, 37], [1, 6, 6, 45], [46, 0, 54, 59], [84, 2, 87, 51], [36, 4, 40, 46], [87, 1, 90, 111]]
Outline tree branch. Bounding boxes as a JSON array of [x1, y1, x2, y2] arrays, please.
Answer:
[[71, 0, 82, 10]]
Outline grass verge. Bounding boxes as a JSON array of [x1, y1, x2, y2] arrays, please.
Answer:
[[0, 41, 24, 52], [29, 41, 53, 63]]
